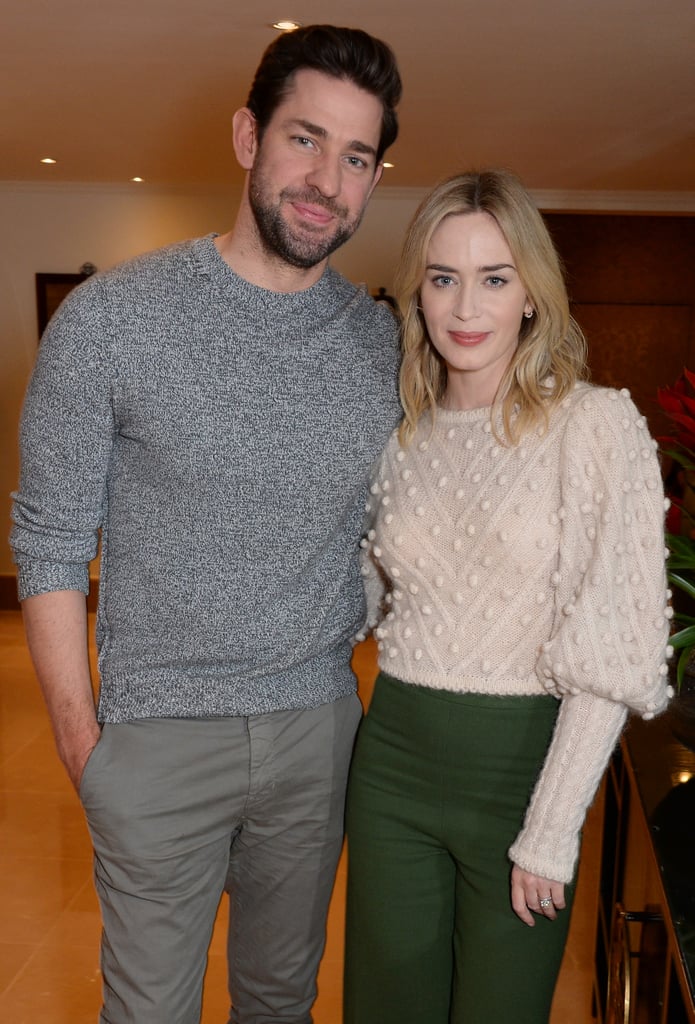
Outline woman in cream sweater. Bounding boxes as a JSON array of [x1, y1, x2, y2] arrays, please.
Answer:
[[344, 170, 672, 1024]]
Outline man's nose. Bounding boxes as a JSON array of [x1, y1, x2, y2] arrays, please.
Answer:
[[305, 156, 341, 199]]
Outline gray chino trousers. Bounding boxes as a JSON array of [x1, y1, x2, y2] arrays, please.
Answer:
[[79, 694, 362, 1024]]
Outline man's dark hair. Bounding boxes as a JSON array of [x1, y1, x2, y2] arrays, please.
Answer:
[[246, 25, 402, 162]]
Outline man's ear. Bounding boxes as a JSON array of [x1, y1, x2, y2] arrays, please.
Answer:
[[232, 108, 258, 170]]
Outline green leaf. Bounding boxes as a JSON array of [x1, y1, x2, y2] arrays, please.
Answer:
[[668, 624, 695, 649], [661, 446, 695, 471], [668, 572, 695, 600], [678, 646, 691, 688], [666, 532, 695, 555], [673, 615, 695, 629]]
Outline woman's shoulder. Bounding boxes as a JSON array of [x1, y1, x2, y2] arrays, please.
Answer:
[[550, 381, 658, 477], [370, 424, 404, 481], [557, 381, 649, 430]]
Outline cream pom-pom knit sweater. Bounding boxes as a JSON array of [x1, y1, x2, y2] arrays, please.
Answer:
[[360, 383, 672, 883]]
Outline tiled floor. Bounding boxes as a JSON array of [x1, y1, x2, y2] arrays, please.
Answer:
[[0, 610, 597, 1021]]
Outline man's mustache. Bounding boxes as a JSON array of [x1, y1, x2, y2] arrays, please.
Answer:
[[280, 187, 348, 220]]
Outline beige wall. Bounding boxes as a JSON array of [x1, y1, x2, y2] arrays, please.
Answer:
[[0, 182, 420, 576]]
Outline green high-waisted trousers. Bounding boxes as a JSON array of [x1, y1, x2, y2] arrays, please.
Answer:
[[344, 673, 575, 1024]]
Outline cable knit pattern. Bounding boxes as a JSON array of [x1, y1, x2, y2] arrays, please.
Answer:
[[508, 693, 627, 880], [361, 382, 671, 882]]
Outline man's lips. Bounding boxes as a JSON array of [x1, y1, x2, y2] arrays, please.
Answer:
[[290, 201, 335, 226], [448, 331, 490, 347]]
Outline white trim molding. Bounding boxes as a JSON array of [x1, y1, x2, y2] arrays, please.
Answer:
[[375, 185, 695, 214], [2, 181, 694, 214], [530, 189, 695, 213]]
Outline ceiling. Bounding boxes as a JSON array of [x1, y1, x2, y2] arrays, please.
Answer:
[[2, 0, 695, 196]]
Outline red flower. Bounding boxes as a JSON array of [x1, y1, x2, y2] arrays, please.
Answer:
[[657, 370, 695, 452]]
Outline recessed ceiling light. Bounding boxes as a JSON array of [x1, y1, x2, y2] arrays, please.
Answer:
[[272, 20, 301, 31], [131, 177, 144, 183], [40, 157, 57, 164], [382, 162, 394, 169]]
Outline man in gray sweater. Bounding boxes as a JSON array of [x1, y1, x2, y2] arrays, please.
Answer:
[[10, 25, 402, 1024]]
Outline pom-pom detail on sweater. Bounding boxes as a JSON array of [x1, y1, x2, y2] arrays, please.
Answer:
[[360, 383, 670, 882]]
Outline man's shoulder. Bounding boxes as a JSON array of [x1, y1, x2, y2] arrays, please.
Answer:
[[97, 236, 206, 289], [322, 267, 399, 338], [42, 237, 214, 342]]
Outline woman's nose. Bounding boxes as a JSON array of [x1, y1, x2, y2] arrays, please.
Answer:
[[452, 285, 479, 321]]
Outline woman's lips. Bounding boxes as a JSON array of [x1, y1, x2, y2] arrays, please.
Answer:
[[448, 331, 490, 347]]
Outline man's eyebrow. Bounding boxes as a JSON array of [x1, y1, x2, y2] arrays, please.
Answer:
[[348, 139, 378, 157], [286, 119, 377, 159], [288, 118, 328, 139]]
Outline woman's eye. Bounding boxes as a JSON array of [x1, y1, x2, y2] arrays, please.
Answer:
[[432, 275, 455, 288], [486, 275, 507, 287]]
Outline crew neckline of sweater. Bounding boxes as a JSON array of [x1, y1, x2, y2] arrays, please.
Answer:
[[191, 233, 342, 312], [434, 403, 492, 424]]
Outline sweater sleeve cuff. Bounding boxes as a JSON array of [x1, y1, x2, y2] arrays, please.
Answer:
[[508, 836, 578, 886], [15, 562, 91, 602]]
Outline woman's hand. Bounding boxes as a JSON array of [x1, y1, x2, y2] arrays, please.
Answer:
[[510, 865, 566, 927]]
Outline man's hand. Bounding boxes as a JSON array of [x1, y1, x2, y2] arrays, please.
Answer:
[[59, 725, 102, 793], [22, 590, 100, 794]]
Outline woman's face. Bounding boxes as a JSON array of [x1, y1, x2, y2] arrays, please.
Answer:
[[419, 211, 532, 408]]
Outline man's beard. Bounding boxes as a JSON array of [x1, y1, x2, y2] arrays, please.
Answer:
[[248, 164, 365, 269]]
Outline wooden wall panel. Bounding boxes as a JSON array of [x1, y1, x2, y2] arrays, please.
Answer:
[[543, 214, 695, 431], [570, 303, 692, 435]]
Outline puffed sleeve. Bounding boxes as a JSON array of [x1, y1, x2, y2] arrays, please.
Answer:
[[509, 387, 671, 882], [537, 387, 672, 719]]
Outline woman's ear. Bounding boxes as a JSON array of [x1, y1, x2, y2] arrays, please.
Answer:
[[232, 108, 258, 171]]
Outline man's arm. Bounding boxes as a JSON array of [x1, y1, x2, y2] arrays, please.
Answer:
[[22, 590, 101, 793]]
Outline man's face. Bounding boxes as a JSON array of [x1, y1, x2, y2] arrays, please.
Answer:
[[247, 69, 384, 269]]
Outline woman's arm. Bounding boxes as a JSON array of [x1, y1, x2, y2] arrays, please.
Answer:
[[509, 691, 626, 883]]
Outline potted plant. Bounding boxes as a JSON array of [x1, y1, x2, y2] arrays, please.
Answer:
[[657, 369, 695, 745]]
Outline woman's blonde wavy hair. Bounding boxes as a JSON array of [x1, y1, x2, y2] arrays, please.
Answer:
[[396, 170, 588, 446]]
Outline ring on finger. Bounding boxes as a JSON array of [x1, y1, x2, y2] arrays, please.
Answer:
[[539, 897, 553, 909]]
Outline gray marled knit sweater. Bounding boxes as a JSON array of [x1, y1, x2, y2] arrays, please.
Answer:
[[11, 235, 401, 721]]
